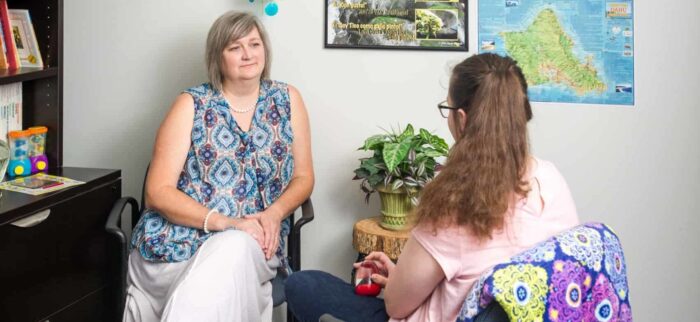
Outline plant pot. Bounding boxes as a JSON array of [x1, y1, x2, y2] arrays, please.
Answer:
[[377, 186, 414, 231]]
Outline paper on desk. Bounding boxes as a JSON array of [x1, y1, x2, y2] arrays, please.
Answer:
[[0, 173, 84, 195]]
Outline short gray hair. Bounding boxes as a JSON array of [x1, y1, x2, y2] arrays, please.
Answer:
[[205, 11, 271, 92]]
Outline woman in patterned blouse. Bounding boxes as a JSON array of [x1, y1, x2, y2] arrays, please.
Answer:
[[124, 11, 314, 322]]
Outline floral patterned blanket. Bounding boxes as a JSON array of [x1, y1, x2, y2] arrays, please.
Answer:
[[457, 222, 632, 322]]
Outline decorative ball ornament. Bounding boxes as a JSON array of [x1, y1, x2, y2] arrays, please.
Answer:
[[248, 0, 280, 17], [264, 2, 279, 16]]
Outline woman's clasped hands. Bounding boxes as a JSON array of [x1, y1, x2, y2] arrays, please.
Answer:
[[228, 209, 283, 260]]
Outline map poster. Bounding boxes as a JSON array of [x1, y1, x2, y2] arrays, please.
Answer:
[[479, 0, 634, 105], [326, 0, 468, 51]]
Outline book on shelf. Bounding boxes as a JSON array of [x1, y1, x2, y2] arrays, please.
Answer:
[[0, 82, 21, 143], [9, 9, 42, 68], [0, 0, 19, 69], [0, 27, 7, 69]]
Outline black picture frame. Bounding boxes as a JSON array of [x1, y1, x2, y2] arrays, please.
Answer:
[[324, 0, 469, 51]]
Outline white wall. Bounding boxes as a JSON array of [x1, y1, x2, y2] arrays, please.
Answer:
[[65, 0, 699, 320]]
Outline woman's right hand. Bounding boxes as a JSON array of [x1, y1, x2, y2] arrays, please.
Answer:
[[353, 251, 396, 288], [230, 217, 265, 249]]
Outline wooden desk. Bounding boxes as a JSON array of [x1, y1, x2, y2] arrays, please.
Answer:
[[0, 168, 122, 322], [352, 216, 413, 261]]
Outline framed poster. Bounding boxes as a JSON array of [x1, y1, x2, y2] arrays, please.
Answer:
[[325, 0, 468, 51]]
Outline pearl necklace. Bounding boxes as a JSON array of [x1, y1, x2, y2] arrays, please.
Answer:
[[223, 87, 258, 113], [230, 104, 256, 113]]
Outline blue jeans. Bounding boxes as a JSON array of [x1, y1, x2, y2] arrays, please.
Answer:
[[285, 270, 389, 322]]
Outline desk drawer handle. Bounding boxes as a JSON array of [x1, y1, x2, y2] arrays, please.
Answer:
[[10, 209, 51, 228]]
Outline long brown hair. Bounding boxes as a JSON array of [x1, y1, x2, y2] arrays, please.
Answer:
[[416, 53, 533, 241]]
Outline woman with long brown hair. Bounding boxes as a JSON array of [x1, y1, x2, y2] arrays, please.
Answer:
[[285, 53, 579, 322]]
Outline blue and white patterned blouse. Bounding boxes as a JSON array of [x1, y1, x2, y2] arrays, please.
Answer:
[[131, 80, 294, 270]]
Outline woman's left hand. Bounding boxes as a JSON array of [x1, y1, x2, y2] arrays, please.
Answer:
[[249, 210, 283, 260]]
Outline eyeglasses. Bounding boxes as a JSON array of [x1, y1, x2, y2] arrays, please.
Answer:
[[437, 100, 459, 118]]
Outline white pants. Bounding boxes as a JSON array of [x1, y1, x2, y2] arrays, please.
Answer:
[[123, 230, 279, 322]]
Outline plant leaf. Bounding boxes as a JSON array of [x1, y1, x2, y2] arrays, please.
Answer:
[[424, 158, 436, 172], [430, 135, 449, 152], [417, 162, 426, 177], [423, 148, 445, 158], [360, 134, 387, 150], [360, 180, 371, 193], [353, 168, 370, 180], [399, 124, 414, 141], [391, 179, 404, 191], [419, 128, 432, 143], [384, 174, 392, 187], [383, 142, 410, 172], [408, 149, 416, 162], [362, 156, 386, 174], [368, 174, 384, 188]]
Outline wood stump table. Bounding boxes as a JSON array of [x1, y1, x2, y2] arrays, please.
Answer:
[[352, 216, 413, 261]]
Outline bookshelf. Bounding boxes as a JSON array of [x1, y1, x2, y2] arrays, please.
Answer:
[[4, 0, 63, 169], [0, 1, 123, 321], [0, 67, 58, 83]]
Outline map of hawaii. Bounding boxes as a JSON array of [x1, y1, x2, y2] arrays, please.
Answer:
[[502, 9, 606, 95], [478, 0, 634, 105]]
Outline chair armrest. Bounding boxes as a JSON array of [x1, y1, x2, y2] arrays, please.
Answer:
[[288, 198, 314, 272], [105, 197, 139, 244], [104, 196, 139, 314], [292, 199, 314, 235]]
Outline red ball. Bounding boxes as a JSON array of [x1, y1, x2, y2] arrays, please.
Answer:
[[355, 283, 381, 296]]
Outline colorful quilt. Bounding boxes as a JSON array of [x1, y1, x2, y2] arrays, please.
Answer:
[[457, 222, 632, 322]]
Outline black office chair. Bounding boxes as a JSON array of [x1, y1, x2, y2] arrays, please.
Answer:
[[473, 302, 509, 322], [105, 165, 314, 322]]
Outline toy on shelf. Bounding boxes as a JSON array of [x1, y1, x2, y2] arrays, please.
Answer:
[[0, 139, 9, 183], [28, 126, 48, 173], [7, 130, 31, 178]]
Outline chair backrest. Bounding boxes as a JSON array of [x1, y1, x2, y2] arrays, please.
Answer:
[[457, 222, 632, 322], [139, 163, 148, 213], [132, 163, 149, 228]]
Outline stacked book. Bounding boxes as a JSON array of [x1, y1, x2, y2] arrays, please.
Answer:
[[0, 82, 21, 142]]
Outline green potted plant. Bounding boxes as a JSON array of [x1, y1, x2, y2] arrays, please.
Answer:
[[353, 124, 449, 230]]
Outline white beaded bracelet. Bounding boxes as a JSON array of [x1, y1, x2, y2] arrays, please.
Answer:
[[203, 209, 216, 234]]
